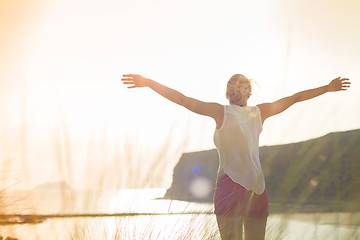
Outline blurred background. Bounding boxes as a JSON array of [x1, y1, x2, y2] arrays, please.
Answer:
[[1, 0, 359, 191]]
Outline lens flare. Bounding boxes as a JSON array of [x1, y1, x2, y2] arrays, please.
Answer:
[[189, 176, 212, 199]]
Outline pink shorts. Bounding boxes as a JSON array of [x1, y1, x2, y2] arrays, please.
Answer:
[[214, 174, 269, 218]]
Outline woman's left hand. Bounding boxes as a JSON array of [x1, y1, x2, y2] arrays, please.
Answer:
[[121, 74, 149, 88]]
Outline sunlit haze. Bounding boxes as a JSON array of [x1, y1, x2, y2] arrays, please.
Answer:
[[1, 0, 359, 190]]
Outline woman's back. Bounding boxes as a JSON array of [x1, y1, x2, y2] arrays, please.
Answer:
[[214, 104, 264, 194]]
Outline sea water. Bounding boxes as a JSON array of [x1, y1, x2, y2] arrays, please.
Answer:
[[0, 189, 359, 239]]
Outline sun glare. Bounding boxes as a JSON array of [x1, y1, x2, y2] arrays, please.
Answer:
[[0, 0, 359, 239], [1, 0, 358, 192]]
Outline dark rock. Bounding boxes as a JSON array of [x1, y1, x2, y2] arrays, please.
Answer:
[[163, 149, 218, 202], [163, 129, 360, 211]]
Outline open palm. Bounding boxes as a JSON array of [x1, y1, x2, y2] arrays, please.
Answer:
[[328, 77, 351, 92], [121, 74, 148, 88]]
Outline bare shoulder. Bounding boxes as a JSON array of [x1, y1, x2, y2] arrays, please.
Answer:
[[210, 102, 224, 112], [209, 102, 224, 129], [256, 103, 270, 114], [256, 103, 271, 124], [182, 98, 224, 128], [208, 102, 224, 120], [256, 95, 296, 123]]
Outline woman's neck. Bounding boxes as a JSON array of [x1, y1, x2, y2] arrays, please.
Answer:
[[230, 103, 246, 107]]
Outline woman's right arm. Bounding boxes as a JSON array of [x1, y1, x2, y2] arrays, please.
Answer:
[[121, 74, 224, 127]]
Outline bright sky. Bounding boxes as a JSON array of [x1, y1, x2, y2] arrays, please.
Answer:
[[1, 0, 359, 189]]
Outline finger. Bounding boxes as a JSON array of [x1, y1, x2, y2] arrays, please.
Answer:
[[122, 82, 134, 85], [127, 85, 136, 89], [122, 74, 133, 77], [121, 78, 133, 81], [121, 80, 134, 83]]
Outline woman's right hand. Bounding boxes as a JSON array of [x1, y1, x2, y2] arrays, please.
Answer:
[[121, 74, 150, 88], [327, 77, 351, 92]]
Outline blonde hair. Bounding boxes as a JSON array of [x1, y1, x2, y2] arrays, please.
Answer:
[[226, 74, 252, 106]]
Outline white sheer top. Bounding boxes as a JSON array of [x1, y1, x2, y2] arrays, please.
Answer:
[[214, 104, 265, 194]]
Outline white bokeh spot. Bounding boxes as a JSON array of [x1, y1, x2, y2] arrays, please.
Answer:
[[189, 176, 212, 199]]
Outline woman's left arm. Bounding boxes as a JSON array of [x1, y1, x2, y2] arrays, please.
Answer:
[[121, 74, 224, 126], [257, 77, 351, 123]]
